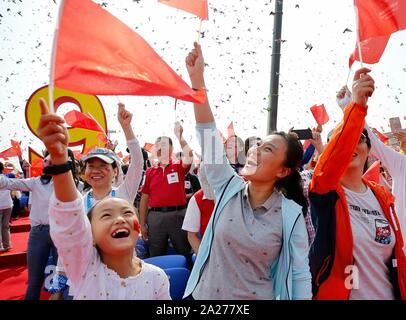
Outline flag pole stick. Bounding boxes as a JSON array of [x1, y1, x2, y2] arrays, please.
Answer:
[[197, 19, 203, 43], [354, 4, 364, 67], [49, 0, 65, 113], [345, 67, 351, 86], [174, 98, 178, 123]]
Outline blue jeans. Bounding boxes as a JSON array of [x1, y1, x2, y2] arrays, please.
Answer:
[[24, 225, 58, 300]]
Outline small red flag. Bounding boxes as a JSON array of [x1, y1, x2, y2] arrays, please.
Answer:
[[10, 140, 22, 156], [143, 143, 155, 153], [310, 104, 329, 126], [0, 147, 20, 159], [29, 158, 44, 177], [350, 0, 406, 66], [227, 122, 236, 138], [371, 127, 390, 144], [158, 0, 209, 20], [64, 110, 105, 133], [363, 160, 380, 184], [73, 150, 82, 160], [55, 0, 205, 104], [349, 35, 390, 67], [116, 151, 123, 159]]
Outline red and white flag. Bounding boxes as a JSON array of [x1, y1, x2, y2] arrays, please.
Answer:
[[54, 0, 206, 104]]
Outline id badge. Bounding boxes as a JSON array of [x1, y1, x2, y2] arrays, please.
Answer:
[[184, 180, 192, 189], [167, 172, 179, 184]]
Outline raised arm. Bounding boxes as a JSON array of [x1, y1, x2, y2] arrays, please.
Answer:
[[310, 68, 374, 194], [38, 98, 93, 286], [185, 42, 236, 191], [174, 122, 193, 169], [116, 103, 143, 203]]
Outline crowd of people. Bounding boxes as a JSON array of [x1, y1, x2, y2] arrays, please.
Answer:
[[0, 42, 405, 300]]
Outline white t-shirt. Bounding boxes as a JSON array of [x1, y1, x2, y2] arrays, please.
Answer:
[[344, 186, 396, 300], [182, 195, 201, 233], [0, 175, 53, 226], [0, 177, 12, 209], [366, 124, 406, 241]]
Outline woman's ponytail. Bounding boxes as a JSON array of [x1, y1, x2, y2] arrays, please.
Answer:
[[273, 132, 308, 216]]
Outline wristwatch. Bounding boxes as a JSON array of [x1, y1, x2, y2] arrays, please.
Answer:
[[43, 162, 72, 176]]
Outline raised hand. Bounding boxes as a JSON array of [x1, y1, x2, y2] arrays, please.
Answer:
[[117, 102, 133, 128], [37, 98, 69, 164], [351, 68, 375, 107], [174, 121, 183, 140], [185, 42, 205, 87]]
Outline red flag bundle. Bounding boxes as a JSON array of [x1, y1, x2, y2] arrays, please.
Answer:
[[362, 160, 380, 184], [158, 0, 209, 20], [310, 104, 329, 126], [54, 0, 206, 104], [350, 0, 406, 66]]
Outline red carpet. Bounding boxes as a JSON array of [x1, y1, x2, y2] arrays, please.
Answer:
[[10, 217, 31, 233], [0, 231, 29, 267], [0, 265, 50, 300]]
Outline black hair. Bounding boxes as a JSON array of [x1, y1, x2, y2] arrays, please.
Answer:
[[121, 164, 129, 175], [225, 135, 246, 166], [41, 149, 80, 186], [362, 129, 371, 174], [244, 136, 261, 155], [155, 136, 173, 147], [273, 132, 309, 216], [0, 162, 3, 174]]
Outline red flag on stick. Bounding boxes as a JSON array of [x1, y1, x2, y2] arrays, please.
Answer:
[[54, 0, 206, 104], [64, 110, 105, 133], [158, 0, 209, 20], [363, 160, 380, 184], [350, 0, 406, 66], [143, 143, 155, 153], [0, 147, 20, 159], [371, 127, 390, 144], [29, 158, 44, 177], [10, 140, 22, 156], [310, 104, 329, 126], [227, 122, 236, 138]]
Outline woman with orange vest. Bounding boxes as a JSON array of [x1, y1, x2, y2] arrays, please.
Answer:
[[309, 68, 406, 300]]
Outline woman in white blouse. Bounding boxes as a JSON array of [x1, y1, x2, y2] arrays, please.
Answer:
[[37, 98, 170, 300]]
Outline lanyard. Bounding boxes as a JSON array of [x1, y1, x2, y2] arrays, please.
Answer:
[[87, 189, 116, 211]]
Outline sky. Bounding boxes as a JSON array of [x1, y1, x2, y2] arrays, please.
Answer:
[[0, 0, 405, 166]]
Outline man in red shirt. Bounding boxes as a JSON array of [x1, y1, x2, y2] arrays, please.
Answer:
[[139, 123, 194, 264]]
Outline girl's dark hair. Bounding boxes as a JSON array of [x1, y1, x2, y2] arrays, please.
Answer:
[[273, 132, 308, 216], [0, 162, 3, 173], [42, 149, 80, 186]]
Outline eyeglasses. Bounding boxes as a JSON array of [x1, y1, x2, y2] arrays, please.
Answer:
[[359, 133, 367, 144]]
